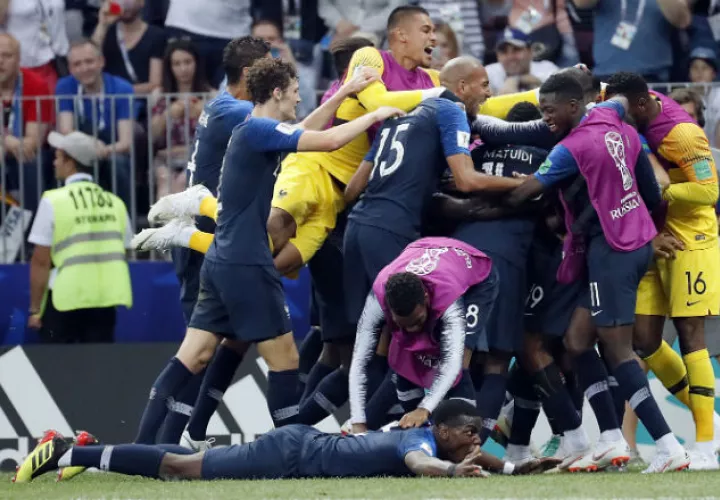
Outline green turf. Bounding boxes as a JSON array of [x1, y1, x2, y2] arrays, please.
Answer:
[[2, 471, 720, 499]]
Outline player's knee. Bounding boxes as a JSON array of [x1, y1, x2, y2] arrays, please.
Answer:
[[484, 351, 510, 374], [159, 453, 201, 480], [563, 333, 593, 360], [258, 333, 300, 371], [675, 317, 706, 352], [177, 328, 218, 373], [317, 342, 341, 367]]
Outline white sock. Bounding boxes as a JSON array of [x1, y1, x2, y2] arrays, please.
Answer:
[[58, 448, 73, 467], [564, 426, 589, 451], [713, 411, 720, 432], [600, 429, 624, 443], [655, 433, 683, 455], [695, 440, 716, 455], [505, 443, 531, 460]]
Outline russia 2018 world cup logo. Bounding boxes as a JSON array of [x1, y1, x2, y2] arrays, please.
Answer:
[[405, 247, 448, 276], [604, 131, 633, 191]]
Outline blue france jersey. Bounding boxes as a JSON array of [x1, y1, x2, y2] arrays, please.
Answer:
[[206, 117, 303, 265], [349, 98, 471, 239], [187, 91, 254, 196], [453, 143, 548, 265], [299, 426, 437, 478]]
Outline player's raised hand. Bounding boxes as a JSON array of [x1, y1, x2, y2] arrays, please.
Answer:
[[342, 67, 381, 96], [652, 231, 684, 259], [372, 106, 406, 122], [399, 408, 430, 428], [451, 446, 488, 477]]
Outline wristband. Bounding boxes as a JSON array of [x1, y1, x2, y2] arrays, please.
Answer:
[[447, 464, 457, 477], [502, 462, 515, 475]]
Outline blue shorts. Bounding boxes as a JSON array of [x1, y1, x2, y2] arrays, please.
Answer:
[[581, 236, 653, 327], [343, 221, 412, 327], [171, 247, 204, 324], [524, 241, 582, 337], [202, 424, 317, 479], [464, 267, 499, 352], [480, 253, 526, 353], [308, 217, 354, 342], [189, 261, 292, 341]]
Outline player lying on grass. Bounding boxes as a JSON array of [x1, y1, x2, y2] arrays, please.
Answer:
[[14, 400, 559, 482]]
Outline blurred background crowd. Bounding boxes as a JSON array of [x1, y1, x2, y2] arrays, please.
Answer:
[[0, 0, 718, 243]]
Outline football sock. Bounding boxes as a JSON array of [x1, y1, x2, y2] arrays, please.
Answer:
[[684, 349, 716, 443], [563, 370, 584, 415], [573, 349, 619, 433], [508, 367, 541, 447], [301, 362, 335, 403], [449, 370, 477, 404], [366, 353, 389, 397], [267, 369, 300, 427], [157, 368, 205, 444], [476, 373, 507, 444], [534, 364, 583, 433], [64, 445, 168, 478], [644, 340, 690, 406], [297, 368, 348, 425], [188, 231, 213, 254], [607, 375, 627, 425], [199, 195, 218, 220], [187, 345, 243, 441], [297, 327, 323, 396], [613, 359, 671, 441], [366, 372, 399, 429], [135, 357, 193, 444]]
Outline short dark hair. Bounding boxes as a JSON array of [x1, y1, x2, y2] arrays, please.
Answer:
[[246, 58, 297, 105], [385, 272, 425, 317], [605, 72, 649, 101], [539, 73, 584, 102], [68, 38, 101, 57], [223, 36, 271, 86], [330, 37, 375, 76], [387, 5, 429, 31], [431, 399, 479, 427], [670, 87, 706, 127], [506, 101, 542, 122], [251, 18, 284, 39]]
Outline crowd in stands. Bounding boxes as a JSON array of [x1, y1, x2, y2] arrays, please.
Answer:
[[1, 0, 720, 225]]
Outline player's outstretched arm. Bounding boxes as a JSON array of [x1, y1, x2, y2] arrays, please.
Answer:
[[478, 89, 540, 120], [297, 107, 405, 152], [345, 160, 374, 204], [405, 447, 486, 477], [471, 115, 555, 150], [298, 67, 381, 131], [447, 154, 524, 192], [349, 292, 385, 433], [430, 192, 537, 222], [347, 47, 446, 113]]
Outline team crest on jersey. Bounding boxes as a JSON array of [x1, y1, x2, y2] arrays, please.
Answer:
[[604, 131, 633, 191], [278, 189, 288, 198], [405, 247, 448, 276]]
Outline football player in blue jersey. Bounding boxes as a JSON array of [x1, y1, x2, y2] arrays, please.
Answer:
[[15, 399, 559, 483], [131, 36, 270, 448]]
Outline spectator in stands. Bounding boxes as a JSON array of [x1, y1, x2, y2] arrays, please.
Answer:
[[417, 1, 485, 61], [670, 87, 706, 127], [150, 39, 213, 200], [91, 0, 165, 116], [3, 0, 70, 91], [319, 0, 406, 44], [573, 0, 691, 82], [27, 130, 132, 343], [55, 39, 133, 206], [431, 21, 459, 70], [509, 0, 578, 67], [485, 28, 558, 95], [0, 33, 53, 212], [164, 0, 252, 87], [688, 46, 720, 147], [250, 18, 315, 119]]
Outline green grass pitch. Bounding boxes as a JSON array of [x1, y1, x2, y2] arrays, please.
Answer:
[[2, 471, 720, 499]]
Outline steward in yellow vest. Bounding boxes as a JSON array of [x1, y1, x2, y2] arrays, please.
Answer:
[[27, 131, 132, 343]]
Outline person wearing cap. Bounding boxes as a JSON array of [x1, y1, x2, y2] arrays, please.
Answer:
[[689, 46, 720, 148], [26, 130, 133, 343], [485, 28, 558, 95]]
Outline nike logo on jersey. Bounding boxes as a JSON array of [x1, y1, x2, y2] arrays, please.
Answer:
[[591, 310, 603, 317], [686, 301, 701, 307]]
